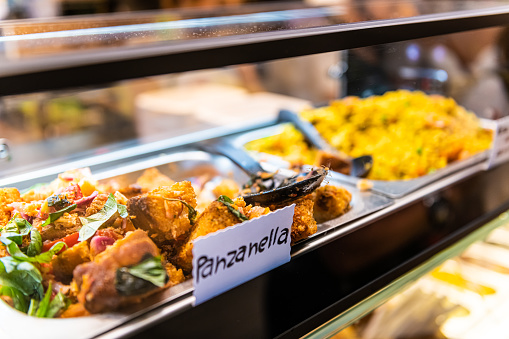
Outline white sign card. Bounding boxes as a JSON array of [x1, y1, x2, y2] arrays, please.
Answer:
[[192, 204, 295, 305], [486, 115, 509, 169]]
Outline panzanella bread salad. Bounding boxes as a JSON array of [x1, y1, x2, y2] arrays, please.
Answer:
[[0, 167, 351, 317]]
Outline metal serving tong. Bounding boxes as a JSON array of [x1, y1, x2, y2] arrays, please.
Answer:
[[199, 140, 326, 206], [277, 110, 373, 178]]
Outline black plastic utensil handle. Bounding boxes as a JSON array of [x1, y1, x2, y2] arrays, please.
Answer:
[[278, 109, 338, 154], [199, 140, 265, 176]]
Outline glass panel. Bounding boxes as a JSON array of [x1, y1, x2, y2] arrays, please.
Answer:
[[303, 211, 509, 339], [343, 26, 509, 118], [1, 25, 508, 175], [0, 0, 508, 61], [0, 49, 340, 176]]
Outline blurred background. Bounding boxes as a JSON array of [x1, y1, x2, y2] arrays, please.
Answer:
[[0, 0, 508, 177]]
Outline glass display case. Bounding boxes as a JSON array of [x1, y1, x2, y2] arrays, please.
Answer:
[[1, 1, 509, 338]]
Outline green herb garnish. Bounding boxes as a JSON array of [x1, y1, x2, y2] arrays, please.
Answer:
[[1, 217, 64, 264], [0, 286, 29, 313], [41, 204, 77, 228], [0, 256, 43, 300], [217, 195, 248, 222], [26, 282, 70, 318], [115, 256, 168, 296], [79, 194, 126, 242], [45, 292, 70, 318], [122, 256, 167, 288], [1, 215, 32, 245], [162, 198, 197, 225], [34, 283, 52, 317], [26, 229, 42, 257], [0, 235, 66, 264], [117, 203, 128, 218]]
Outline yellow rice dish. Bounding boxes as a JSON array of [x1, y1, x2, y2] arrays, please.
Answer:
[[245, 90, 493, 181]]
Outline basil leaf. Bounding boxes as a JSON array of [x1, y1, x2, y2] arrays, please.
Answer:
[[1, 216, 32, 245], [0, 256, 43, 300], [0, 236, 27, 260], [118, 256, 167, 290], [27, 229, 42, 257], [41, 204, 77, 228], [35, 283, 52, 317], [33, 242, 66, 263], [162, 198, 197, 225], [0, 286, 29, 313], [78, 194, 118, 242], [27, 299, 39, 316], [46, 292, 69, 318], [217, 195, 248, 222], [29, 282, 69, 318], [0, 236, 65, 264], [117, 203, 128, 218]]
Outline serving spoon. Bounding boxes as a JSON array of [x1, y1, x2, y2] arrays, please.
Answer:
[[199, 140, 326, 206], [278, 110, 373, 178]]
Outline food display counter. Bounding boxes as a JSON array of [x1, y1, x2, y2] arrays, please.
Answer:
[[1, 1, 509, 338]]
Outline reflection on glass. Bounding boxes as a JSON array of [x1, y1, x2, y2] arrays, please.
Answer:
[[0, 0, 508, 61]]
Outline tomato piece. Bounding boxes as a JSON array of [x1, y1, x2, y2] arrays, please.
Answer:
[[62, 184, 83, 201], [42, 232, 80, 254]]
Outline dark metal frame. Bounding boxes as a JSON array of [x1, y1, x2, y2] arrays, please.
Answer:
[[2, 5, 509, 95]]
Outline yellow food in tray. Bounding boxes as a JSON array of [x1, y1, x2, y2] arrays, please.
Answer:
[[246, 90, 493, 181]]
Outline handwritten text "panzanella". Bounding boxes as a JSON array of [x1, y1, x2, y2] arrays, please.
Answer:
[[196, 226, 289, 283]]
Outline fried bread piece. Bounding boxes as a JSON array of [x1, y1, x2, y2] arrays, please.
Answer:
[[313, 185, 352, 223], [136, 168, 175, 191], [212, 179, 240, 199], [40, 213, 82, 242], [173, 198, 247, 273], [52, 240, 91, 284], [118, 184, 144, 199], [0, 188, 20, 226], [21, 190, 51, 203], [60, 303, 91, 318], [85, 194, 110, 217], [165, 262, 186, 287], [268, 194, 317, 244], [127, 181, 197, 247], [73, 230, 164, 313]]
